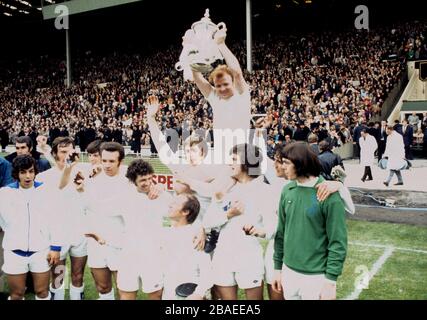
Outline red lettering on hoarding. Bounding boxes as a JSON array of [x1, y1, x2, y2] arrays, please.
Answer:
[[152, 174, 174, 191]]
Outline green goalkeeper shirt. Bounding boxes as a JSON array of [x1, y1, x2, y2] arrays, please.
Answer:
[[273, 176, 348, 281]]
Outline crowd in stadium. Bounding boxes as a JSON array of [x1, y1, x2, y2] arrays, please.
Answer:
[[1, 21, 426, 156], [1, 13, 427, 301]]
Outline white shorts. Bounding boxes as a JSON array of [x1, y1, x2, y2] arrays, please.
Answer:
[[264, 241, 275, 285], [87, 239, 121, 271], [2, 249, 50, 275], [213, 269, 264, 289], [212, 245, 264, 289], [60, 237, 88, 261], [117, 253, 163, 293], [281, 264, 330, 300]]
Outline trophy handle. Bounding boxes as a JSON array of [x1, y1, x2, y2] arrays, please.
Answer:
[[175, 62, 184, 71], [217, 22, 226, 31]]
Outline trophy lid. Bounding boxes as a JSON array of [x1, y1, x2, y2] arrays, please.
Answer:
[[191, 8, 217, 32]]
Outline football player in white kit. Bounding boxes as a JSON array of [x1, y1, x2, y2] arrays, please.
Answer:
[[161, 193, 213, 300], [0, 155, 62, 300], [203, 143, 277, 300], [48, 139, 104, 300], [37, 137, 90, 300], [146, 96, 232, 237], [74, 142, 130, 300], [117, 159, 172, 300], [190, 25, 251, 148], [114, 159, 206, 300]]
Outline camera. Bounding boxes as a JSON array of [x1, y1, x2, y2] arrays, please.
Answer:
[[67, 152, 79, 164], [73, 171, 84, 184]]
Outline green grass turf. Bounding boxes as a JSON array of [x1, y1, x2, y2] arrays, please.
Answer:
[[3, 151, 426, 300], [346, 219, 427, 251], [358, 251, 427, 300], [22, 220, 424, 300]]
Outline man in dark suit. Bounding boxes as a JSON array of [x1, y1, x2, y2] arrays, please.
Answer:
[[368, 122, 380, 141], [401, 119, 414, 160], [5, 136, 51, 173], [377, 120, 388, 162], [308, 134, 320, 155], [85, 125, 97, 146], [0, 122, 9, 152], [317, 123, 329, 143], [393, 119, 403, 135], [293, 121, 310, 141]]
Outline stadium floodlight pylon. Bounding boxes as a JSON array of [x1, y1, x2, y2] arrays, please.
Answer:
[[41, 0, 143, 88]]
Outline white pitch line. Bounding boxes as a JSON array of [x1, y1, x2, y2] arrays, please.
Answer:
[[345, 246, 395, 300], [349, 241, 427, 254]]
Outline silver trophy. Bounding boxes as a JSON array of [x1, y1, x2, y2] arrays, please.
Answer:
[[175, 9, 226, 79]]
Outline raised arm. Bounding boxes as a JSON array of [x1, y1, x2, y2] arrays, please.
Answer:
[[145, 96, 184, 173], [214, 26, 248, 94], [174, 166, 233, 198], [191, 70, 214, 98]]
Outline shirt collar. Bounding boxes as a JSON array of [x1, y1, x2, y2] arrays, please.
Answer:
[[296, 176, 320, 188]]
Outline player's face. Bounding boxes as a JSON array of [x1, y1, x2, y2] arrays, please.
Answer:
[[88, 152, 101, 166], [135, 174, 153, 194], [185, 144, 204, 165], [101, 150, 121, 177], [168, 194, 187, 219], [19, 166, 35, 189], [229, 153, 243, 179], [214, 74, 234, 99], [282, 158, 297, 180], [15, 143, 30, 156], [274, 154, 287, 178], [56, 144, 74, 163]]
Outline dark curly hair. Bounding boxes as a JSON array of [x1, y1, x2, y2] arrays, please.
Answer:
[[12, 155, 38, 180], [126, 159, 154, 184]]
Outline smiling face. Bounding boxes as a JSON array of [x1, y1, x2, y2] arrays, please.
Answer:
[[168, 194, 187, 220], [135, 174, 153, 194], [213, 74, 234, 99]]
